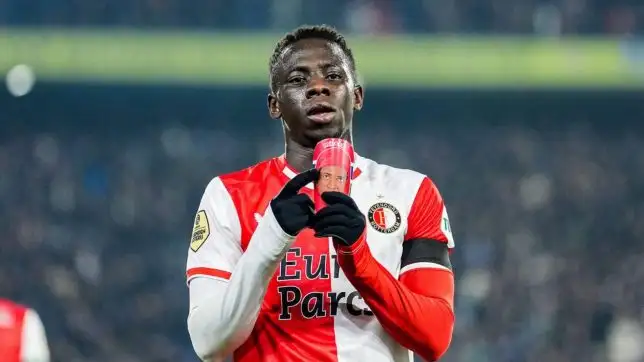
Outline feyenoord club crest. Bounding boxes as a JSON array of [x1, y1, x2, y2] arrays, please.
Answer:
[[367, 202, 402, 234]]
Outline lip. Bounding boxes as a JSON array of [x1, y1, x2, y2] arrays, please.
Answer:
[[306, 103, 337, 124]]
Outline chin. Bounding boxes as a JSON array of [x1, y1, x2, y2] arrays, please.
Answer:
[[305, 127, 344, 143]]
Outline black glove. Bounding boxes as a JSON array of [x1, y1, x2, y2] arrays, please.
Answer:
[[312, 192, 366, 246], [270, 168, 318, 236]]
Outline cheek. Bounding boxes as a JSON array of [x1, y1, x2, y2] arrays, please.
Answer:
[[337, 87, 354, 109], [342, 103, 355, 119], [284, 91, 307, 108], [279, 93, 304, 114]]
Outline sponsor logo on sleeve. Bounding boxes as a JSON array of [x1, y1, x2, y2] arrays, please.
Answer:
[[441, 206, 455, 247]]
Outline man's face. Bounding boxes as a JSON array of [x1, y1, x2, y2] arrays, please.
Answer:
[[268, 38, 364, 147], [317, 165, 348, 193]]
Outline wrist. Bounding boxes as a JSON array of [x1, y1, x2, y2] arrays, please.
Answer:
[[248, 205, 296, 262], [334, 230, 367, 255], [265, 205, 298, 241], [334, 230, 373, 276]]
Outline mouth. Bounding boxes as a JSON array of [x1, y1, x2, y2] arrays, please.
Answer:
[[306, 103, 337, 124]]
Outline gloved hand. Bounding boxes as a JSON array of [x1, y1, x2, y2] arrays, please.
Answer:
[[312, 192, 366, 246], [270, 168, 318, 236]]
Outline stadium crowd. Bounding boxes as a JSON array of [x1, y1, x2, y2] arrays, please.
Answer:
[[2, 0, 643, 357], [0, 104, 642, 361], [0, 0, 642, 34]]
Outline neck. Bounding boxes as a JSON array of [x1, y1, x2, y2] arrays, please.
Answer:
[[285, 133, 353, 172]]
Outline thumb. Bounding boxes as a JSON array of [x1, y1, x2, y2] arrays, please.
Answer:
[[278, 168, 319, 197]]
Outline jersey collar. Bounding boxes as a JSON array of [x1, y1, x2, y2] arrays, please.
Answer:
[[277, 154, 363, 189]]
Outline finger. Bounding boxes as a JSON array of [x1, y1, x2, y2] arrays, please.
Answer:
[[290, 194, 315, 218], [272, 193, 312, 212], [274, 194, 314, 217], [314, 226, 348, 241], [280, 168, 319, 196], [296, 195, 315, 216], [321, 191, 356, 207], [315, 217, 364, 233], [290, 193, 314, 208], [313, 214, 353, 231], [312, 204, 353, 221]]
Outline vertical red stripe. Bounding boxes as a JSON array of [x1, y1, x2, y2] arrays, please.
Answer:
[[222, 161, 339, 362], [0, 299, 27, 362], [233, 230, 339, 362]]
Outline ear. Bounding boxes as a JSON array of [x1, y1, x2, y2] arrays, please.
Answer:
[[267, 92, 281, 119], [353, 85, 364, 111]]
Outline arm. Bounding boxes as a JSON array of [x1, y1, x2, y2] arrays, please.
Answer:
[[335, 177, 455, 361], [188, 205, 294, 361], [187, 170, 316, 361], [186, 177, 294, 361], [21, 309, 50, 362]]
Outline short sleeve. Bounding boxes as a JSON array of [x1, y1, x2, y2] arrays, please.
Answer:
[[404, 177, 455, 248], [401, 177, 454, 274], [186, 177, 243, 284]]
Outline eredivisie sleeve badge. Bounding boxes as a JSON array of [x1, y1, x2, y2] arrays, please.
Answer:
[[190, 210, 210, 252], [367, 202, 402, 234]]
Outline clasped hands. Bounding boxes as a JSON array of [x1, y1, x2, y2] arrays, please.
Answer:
[[270, 168, 364, 246]]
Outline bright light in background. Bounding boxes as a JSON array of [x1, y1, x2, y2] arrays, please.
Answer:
[[6, 64, 36, 97]]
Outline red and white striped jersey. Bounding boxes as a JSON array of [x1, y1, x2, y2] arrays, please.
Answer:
[[0, 299, 50, 362], [186, 154, 454, 362]]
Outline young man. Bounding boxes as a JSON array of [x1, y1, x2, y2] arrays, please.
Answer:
[[186, 25, 455, 362], [0, 298, 51, 362]]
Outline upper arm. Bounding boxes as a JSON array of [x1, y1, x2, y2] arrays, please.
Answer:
[[401, 177, 455, 276], [21, 309, 50, 362], [186, 177, 243, 284]]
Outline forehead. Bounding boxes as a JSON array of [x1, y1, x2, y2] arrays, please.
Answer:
[[278, 38, 350, 72], [322, 165, 345, 174]]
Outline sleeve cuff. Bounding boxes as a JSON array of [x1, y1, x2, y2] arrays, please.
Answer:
[[334, 231, 367, 255], [244, 204, 297, 263], [263, 204, 297, 242]]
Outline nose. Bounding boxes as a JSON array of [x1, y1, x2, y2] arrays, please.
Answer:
[[306, 77, 330, 98]]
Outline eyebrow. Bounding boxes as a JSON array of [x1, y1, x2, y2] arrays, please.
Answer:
[[288, 62, 339, 74]]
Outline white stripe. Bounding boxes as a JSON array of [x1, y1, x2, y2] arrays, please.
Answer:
[[21, 309, 50, 362], [400, 262, 451, 275], [332, 237, 412, 362], [281, 164, 297, 179], [186, 274, 230, 285], [281, 165, 314, 189]]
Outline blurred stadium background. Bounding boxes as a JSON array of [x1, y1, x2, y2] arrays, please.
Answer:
[[2, 1, 644, 362]]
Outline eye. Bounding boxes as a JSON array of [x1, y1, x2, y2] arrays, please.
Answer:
[[288, 76, 305, 84], [327, 73, 342, 81]]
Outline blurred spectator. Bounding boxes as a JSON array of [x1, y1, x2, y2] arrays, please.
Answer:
[[1, 85, 643, 361], [0, 0, 642, 34]]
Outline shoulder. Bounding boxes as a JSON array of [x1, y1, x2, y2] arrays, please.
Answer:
[[0, 299, 27, 314], [198, 157, 282, 242], [203, 157, 280, 199], [22, 308, 45, 332], [218, 157, 279, 187], [0, 300, 28, 330], [356, 155, 436, 200]]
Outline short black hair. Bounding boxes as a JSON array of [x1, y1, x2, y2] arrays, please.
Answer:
[[269, 25, 357, 91]]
